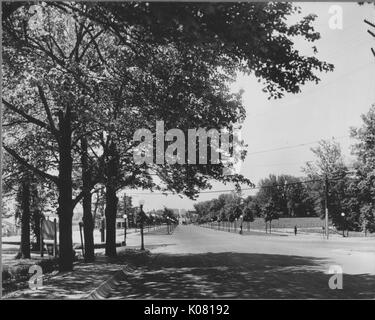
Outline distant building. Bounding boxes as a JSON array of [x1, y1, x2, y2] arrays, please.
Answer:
[[116, 218, 127, 229], [2, 217, 19, 237]]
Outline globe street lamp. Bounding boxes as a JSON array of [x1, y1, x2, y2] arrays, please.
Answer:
[[341, 212, 346, 237], [167, 217, 171, 235], [139, 200, 145, 250], [123, 214, 127, 246]]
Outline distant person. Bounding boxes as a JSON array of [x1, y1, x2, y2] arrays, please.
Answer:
[[294, 225, 297, 236]]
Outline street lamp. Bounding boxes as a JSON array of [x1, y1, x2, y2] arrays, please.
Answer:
[[239, 214, 244, 235], [151, 213, 156, 230], [167, 217, 171, 234], [341, 212, 346, 237], [139, 200, 145, 250], [123, 214, 127, 246]]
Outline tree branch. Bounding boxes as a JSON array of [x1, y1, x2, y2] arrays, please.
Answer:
[[79, 29, 104, 61], [72, 191, 84, 209], [2, 98, 51, 131], [71, 128, 102, 148], [73, 180, 104, 209], [37, 84, 59, 138], [3, 145, 59, 184]]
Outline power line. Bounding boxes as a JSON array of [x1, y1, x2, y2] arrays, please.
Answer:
[[246, 135, 350, 156], [125, 135, 356, 197], [126, 173, 353, 196], [247, 60, 374, 120]]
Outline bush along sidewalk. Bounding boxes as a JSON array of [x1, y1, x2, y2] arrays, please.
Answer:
[[2, 258, 59, 295]]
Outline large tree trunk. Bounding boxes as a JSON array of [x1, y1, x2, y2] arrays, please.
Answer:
[[30, 183, 41, 251], [18, 179, 31, 259], [105, 185, 118, 257], [104, 142, 119, 257], [81, 136, 95, 262], [57, 111, 74, 272], [32, 210, 41, 251]]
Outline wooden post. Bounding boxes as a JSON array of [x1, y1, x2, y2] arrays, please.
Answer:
[[54, 218, 57, 257], [40, 218, 44, 258], [79, 222, 85, 258]]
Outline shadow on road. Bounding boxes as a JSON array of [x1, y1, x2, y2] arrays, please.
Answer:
[[3, 250, 150, 299], [109, 252, 375, 299]]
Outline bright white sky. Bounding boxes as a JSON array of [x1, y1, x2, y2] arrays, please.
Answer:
[[124, 2, 375, 212]]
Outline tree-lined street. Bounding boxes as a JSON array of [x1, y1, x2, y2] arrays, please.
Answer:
[[1, 2, 374, 301], [4, 221, 375, 299], [106, 225, 375, 299]]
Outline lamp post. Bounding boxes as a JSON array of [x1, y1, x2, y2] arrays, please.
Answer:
[[152, 213, 156, 230], [239, 215, 244, 235], [123, 214, 127, 246], [139, 200, 145, 250], [341, 212, 345, 237], [167, 217, 171, 234]]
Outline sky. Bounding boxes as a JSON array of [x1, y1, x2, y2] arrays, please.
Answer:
[[124, 2, 375, 212]]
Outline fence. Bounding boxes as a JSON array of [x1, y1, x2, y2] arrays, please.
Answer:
[[199, 217, 374, 237]]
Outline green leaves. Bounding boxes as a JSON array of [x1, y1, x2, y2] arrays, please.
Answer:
[[3, 2, 336, 212]]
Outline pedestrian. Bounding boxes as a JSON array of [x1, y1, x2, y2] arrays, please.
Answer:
[[294, 225, 297, 236]]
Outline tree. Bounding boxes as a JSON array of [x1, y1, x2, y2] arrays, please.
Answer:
[[3, 2, 335, 269], [79, 2, 334, 98], [2, 4, 106, 270], [262, 200, 280, 232], [194, 201, 212, 221], [16, 173, 31, 259], [351, 104, 375, 233], [162, 208, 178, 224], [2, 139, 57, 258], [255, 174, 314, 217], [223, 196, 244, 222], [303, 140, 353, 230], [256, 175, 285, 217], [244, 197, 262, 219], [117, 195, 133, 218]]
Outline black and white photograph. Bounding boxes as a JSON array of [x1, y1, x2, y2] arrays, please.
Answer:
[[1, 0, 375, 304]]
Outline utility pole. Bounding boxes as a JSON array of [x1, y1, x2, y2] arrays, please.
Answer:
[[324, 175, 329, 239]]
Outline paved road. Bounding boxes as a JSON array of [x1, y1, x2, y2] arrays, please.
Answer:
[[107, 225, 375, 299]]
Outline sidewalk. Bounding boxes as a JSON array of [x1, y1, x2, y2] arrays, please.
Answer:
[[3, 226, 170, 299], [3, 249, 151, 299]]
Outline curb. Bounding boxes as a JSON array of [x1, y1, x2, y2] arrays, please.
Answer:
[[85, 265, 136, 299]]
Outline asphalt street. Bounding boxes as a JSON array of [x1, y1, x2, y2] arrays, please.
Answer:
[[106, 224, 375, 299]]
